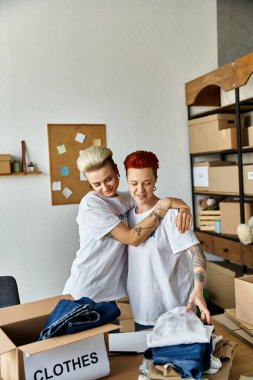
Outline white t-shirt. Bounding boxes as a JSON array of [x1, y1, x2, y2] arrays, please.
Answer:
[[63, 191, 134, 301], [127, 207, 199, 325]]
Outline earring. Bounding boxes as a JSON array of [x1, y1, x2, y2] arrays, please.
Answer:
[[153, 186, 156, 191]]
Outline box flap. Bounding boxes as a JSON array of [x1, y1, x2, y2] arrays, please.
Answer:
[[19, 323, 119, 356], [0, 328, 16, 355], [0, 154, 11, 161], [0, 294, 73, 327]]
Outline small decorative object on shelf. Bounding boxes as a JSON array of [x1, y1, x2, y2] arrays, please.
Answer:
[[28, 162, 35, 172], [12, 160, 21, 173]]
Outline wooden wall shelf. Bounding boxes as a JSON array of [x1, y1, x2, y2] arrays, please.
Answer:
[[0, 171, 41, 176]]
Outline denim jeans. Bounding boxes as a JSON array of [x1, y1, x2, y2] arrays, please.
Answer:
[[144, 340, 212, 380], [38, 297, 121, 340], [135, 322, 154, 332]]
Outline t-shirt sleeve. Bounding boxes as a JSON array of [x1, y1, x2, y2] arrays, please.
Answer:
[[77, 193, 122, 240], [164, 209, 199, 254]]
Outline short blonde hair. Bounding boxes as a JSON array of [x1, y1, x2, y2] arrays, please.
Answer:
[[77, 146, 113, 172]]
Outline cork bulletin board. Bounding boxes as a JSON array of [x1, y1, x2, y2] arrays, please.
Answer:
[[47, 124, 106, 205]]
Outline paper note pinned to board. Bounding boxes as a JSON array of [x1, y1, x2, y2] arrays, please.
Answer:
[[52, 181, 61, 191], [60, 166, 69, 176], [75, 132, 86, 143], [62, 187, 72, 199], [57, 144, 66, 154], [80, 171, 86, 181], [93, 139, 102, 146]]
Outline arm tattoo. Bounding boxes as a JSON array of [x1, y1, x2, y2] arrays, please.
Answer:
[[189, 244, 206, 270], [194, 270, 204, 283], [107, 232, 118, 241], [150, 210, 163, 223]]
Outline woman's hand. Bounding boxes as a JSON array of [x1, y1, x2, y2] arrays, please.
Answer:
[[176, 207, 193, 233], [160, 197, 192, 233], [186, 290, 211, 325]]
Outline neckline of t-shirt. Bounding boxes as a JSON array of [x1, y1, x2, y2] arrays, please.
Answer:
[[134, 199, 160, 216]]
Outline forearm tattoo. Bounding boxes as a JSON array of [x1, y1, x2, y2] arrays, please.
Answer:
[[190, 244, 206, 270], [194, 270, 205, 282], [188, 244, 206, 283], [150, 210, 163, 223]]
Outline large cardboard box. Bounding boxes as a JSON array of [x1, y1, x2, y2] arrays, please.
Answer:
[[193, 161, 235, 191], [243, 164, 253, 195], [0, 155, 11, 174], [0, 295, 118, 380], [207, 261, 243, 309], [235, 275, 253, 325], [188, 113, 244, 153], [220, 201, 253, 235]]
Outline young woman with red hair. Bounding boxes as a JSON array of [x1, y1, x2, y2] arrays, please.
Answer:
[[124, 150, 210, 329]]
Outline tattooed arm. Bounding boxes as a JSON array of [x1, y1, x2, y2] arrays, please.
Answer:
[[107, 198, 188, 247], [185, 244, 211, 324]]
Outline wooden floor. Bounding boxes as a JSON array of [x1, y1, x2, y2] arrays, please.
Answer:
[[107, 322, 253, 380]]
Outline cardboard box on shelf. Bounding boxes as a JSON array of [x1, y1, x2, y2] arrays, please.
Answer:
[[209, 165, 239, 193], [217, 128, 237, 150], [207, 261, 244, 309], [0, 295, 118, 380], [220, 201, 253, 235], [235, 275, 253, 325], [188, 113, 244, 153], [193, 161, 235, 191], [242, 126, 253, 146], [243, 164, 253, 195], [0, 154, 11, 174]]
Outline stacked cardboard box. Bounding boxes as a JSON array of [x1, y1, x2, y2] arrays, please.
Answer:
[[220, 201, 253, 235], [188, 113, 244, 153]]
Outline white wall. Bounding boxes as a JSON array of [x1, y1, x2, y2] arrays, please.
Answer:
[[0, 0, 218, 302]]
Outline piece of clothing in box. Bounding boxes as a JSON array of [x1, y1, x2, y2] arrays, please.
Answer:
[[38, 296, 120, 340]]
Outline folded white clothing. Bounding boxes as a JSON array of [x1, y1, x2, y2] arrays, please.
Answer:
[[147, 306, 214, 348]]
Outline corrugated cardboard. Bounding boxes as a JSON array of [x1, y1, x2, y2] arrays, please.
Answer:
[[0, 295, 119, 380], [235, 275, 253, 325], [209, 165, 239, 193], [220, 201, 253, 235], [217, 128, 237, 150], [243, 164, 253, 195], [0, 154, 11, 174], [207, 261, 243, 309], [188, 113, 244, 153], [242, 126, 253, 146], [193, 161, 235, 191]]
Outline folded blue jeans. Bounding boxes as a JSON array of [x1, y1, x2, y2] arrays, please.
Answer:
[[38, 297, 121, 340], [145, 340, 212, 380]]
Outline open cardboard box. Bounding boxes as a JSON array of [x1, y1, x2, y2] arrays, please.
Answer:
[[235, 275, 253, 325], [108, 300, 150, 354], [0, 294, 118, 380]]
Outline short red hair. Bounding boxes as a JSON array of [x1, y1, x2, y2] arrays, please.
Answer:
[[124, 150, 159, 178]]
